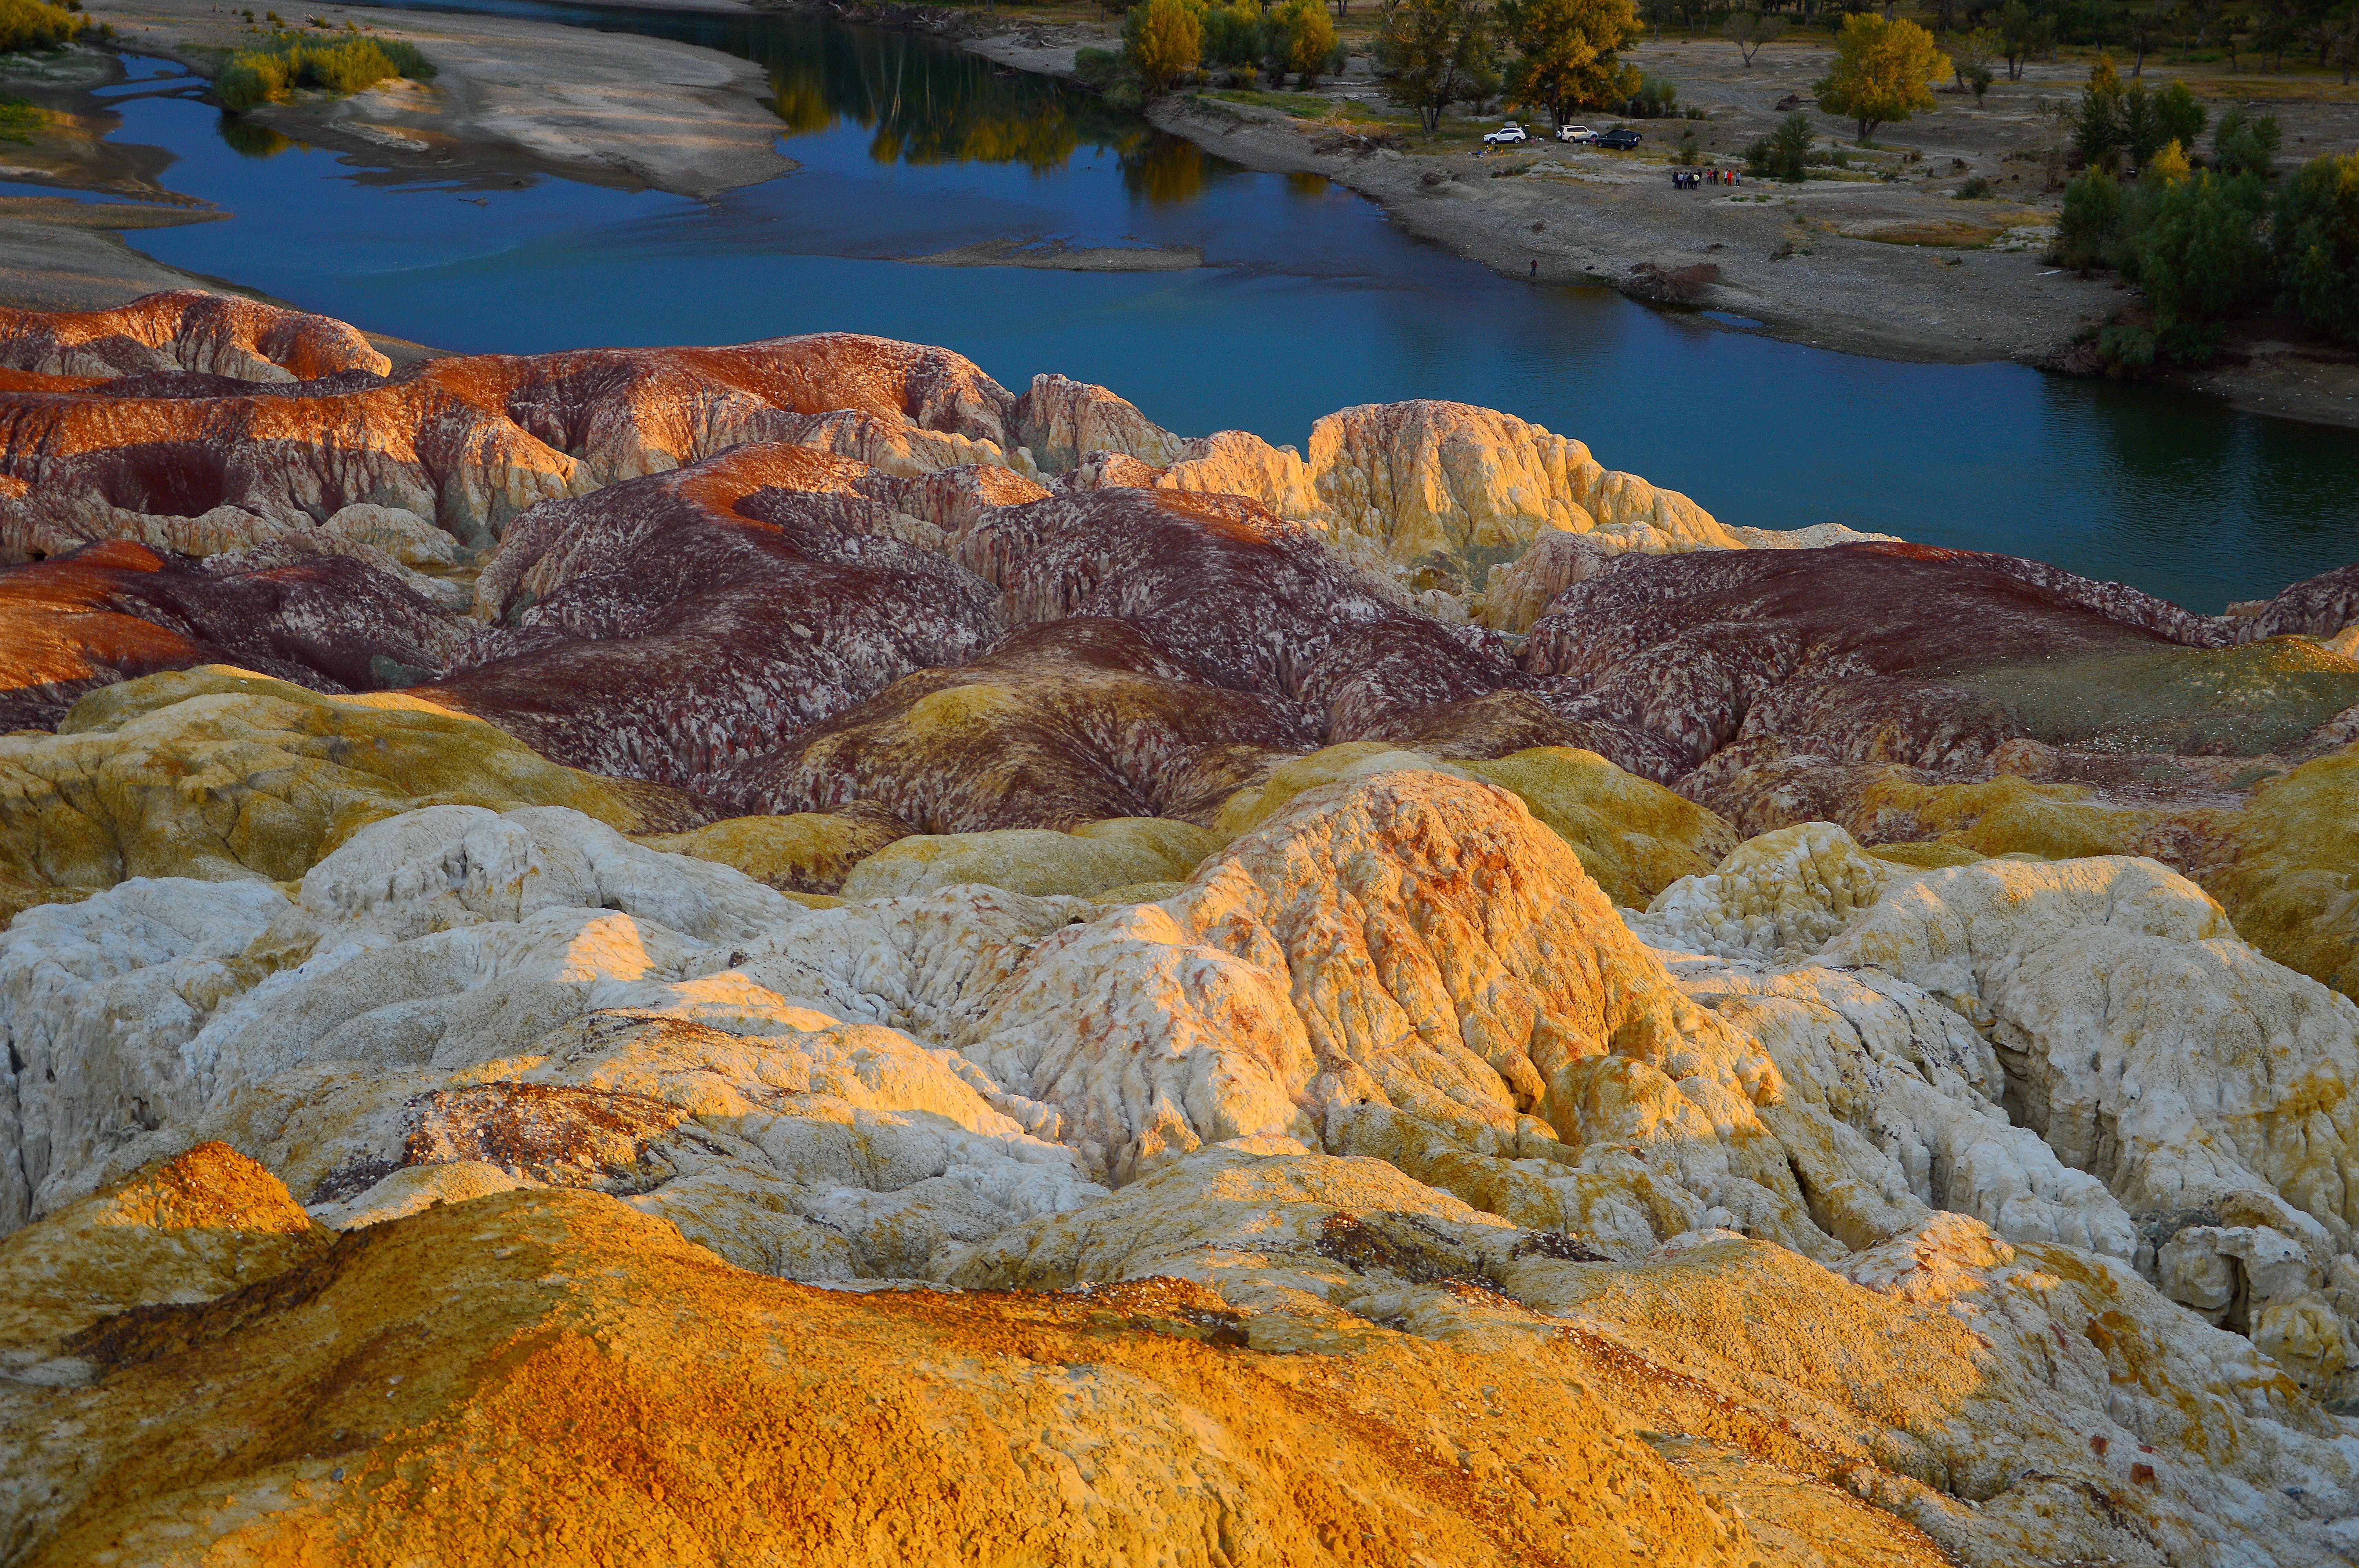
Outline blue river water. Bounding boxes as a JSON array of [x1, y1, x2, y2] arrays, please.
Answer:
[[41, 19, 2359, 610]]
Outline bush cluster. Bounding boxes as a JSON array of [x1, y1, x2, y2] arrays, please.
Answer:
[[216, 31, 436, 114], [2056, 146, 2359, 366], [0, 0, 77, 53]]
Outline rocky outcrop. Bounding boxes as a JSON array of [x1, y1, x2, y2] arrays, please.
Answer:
[[425, 445, 1020, 784], [5, 296, 2359, 1565], [1531, 541, 2359, 784], [0, 290, 389, 383], [0, 543, 471, 730], [9, 774, 2359, 1563]]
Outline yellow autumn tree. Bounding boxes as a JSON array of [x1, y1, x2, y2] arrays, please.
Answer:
[[1277, 0, 1338, 85], [1813, 14, 1949, 145], [1123, 0, 1203, 94]]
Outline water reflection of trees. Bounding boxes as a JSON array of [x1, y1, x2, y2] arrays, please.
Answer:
[[755, 17, 1212, 196], [217, 113, 296, 158]]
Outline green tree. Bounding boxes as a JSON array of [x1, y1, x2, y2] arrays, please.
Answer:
[[2153, 78, 2204, 148], [2211, 102, 2281, 178], [1996, 0, 2053, 76], [1377, 0, 1496, 132], [1201, 0, 1263, 68], [2274, 151, 2359, 344], [1746, 107, 1816, 179], [1725, 6, 1785, 62], [2119, 77, 2163, 163], [1812, 13, 1949, 143], [1951, 24, 1999, 100], [2053, 166, 2129, 267], [1123, 0, 1203, 93], [1500, 0, 1639, 125], [2327, 6, 2359, 86], [2132, 170, 2270, 356], [2072, 54, 2126, 168]]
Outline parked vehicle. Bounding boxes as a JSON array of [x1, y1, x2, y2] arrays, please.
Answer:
[[1482, 122, 1530, 146], [1596, 127, 1643, 150], [1556, 124, 1597, 144]]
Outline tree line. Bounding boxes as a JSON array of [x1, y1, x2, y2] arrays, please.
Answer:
[[2052, 56, 2357, 363]]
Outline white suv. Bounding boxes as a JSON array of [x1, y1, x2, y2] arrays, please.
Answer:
[[1481, 122, 1530, 146], [1556, 124, 1597, 143]]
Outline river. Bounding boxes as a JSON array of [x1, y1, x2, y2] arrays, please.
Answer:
[[39, 12, 2359, 610]]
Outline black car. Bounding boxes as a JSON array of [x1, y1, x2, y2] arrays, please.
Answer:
[[1596, 127, 1643, 150]]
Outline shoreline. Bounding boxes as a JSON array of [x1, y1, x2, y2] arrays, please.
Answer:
[[804, 0, 2359, 428]]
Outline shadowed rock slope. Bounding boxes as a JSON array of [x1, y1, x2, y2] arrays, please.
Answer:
[[1, 294, 2357, 1567]]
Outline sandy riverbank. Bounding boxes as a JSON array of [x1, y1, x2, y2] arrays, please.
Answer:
[[49, 0, 794, 198]]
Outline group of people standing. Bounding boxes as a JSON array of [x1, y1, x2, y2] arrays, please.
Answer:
[[1672, 168, 1739, 189]]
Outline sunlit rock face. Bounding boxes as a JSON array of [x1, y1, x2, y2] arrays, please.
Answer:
[[2, 294, 2359, 1567]]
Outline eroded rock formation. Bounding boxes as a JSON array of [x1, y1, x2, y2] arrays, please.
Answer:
[[2, 293, 2358, 1567]]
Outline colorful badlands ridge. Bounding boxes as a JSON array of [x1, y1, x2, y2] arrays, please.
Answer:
[[2, 291, 2359, 1564]]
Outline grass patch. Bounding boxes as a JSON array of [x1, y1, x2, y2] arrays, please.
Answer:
[[1944, 642, 2359, 758], [1858, 219, 2004, 246], [216, 29, 435, 113], [0, 94, 42, 143], [1210, 88, 1388, 122]]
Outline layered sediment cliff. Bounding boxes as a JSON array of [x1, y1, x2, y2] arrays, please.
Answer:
[[3, 291, 2358, 1567]]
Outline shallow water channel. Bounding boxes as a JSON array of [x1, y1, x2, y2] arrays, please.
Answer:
[[50, 17, 2359, 609]]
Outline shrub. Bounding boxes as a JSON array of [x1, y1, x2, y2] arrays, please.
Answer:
[[376, 37, 433, 78], [0, 0, 76, 53], [1956, 174, 1993, 197], [1073, 44, 1122, 85], [216, 32, 434, 113], [2273, 152, 2359, 346]]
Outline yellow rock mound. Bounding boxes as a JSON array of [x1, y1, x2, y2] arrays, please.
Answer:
[[0, 667, 697, 926], [1216, 742, 1735, 907]]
